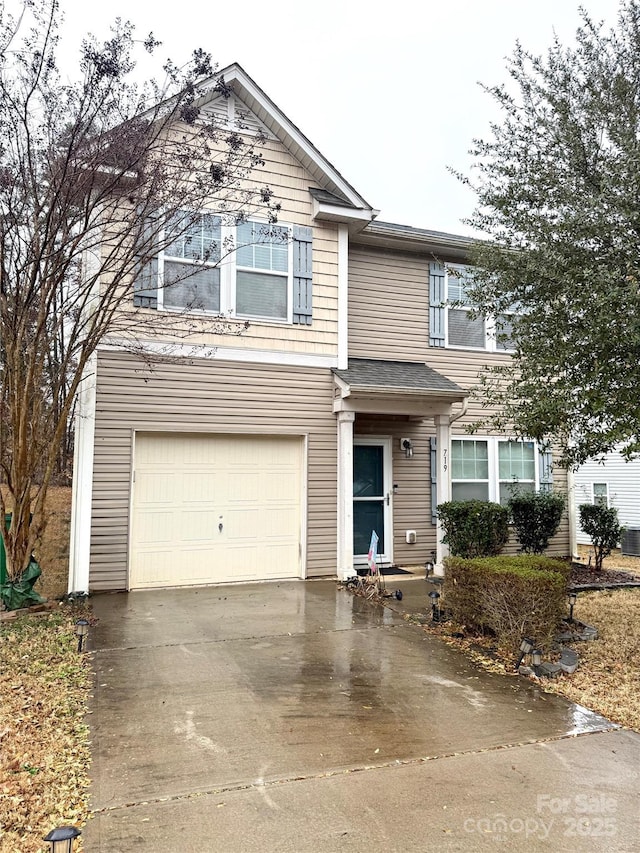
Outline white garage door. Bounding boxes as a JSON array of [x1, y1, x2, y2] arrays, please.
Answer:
[[130, 433, 304, 589]]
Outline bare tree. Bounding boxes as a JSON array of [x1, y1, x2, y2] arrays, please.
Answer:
[[0, 0, 279, 590]]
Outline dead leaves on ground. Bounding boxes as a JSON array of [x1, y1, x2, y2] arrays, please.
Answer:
[[0, 609, 91, 852]]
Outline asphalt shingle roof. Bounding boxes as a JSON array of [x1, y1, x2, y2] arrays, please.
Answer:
[[333, 358, 465, 396]]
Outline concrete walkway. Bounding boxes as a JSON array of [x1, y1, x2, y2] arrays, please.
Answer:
[[85, 578, 640, 852]]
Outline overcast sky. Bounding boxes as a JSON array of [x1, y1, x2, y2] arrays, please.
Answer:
[[57, 0, 619, 235]]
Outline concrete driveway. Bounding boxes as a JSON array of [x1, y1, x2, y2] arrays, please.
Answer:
[[84, 578, 640, 852]]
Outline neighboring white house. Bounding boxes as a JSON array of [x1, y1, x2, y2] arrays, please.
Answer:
[[574, 447, 640, 546]]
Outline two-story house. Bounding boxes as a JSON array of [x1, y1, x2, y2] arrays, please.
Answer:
[[67, 64, 569, 594]]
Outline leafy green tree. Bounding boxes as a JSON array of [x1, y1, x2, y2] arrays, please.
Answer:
[[460, 1, 640, 467], [579, 504, 624, 571]]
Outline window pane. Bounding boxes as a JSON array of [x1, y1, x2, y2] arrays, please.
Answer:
[[236, 270, 287, 319], [495, 314, 515, 351], [448, 309, 485, 348], [165, 212, 221, 262], [353, 502, 384, 556], [237, 222, 289, 272], [452, 440, 489, 480], [499, 480, 534, 506], [593, 483, 608, 507], [354, 446, 384, 497], [498, 441, 535, 480], [163, 261, 220, 311], [452, 482, 489, 501], [448, 268, 472, 303]]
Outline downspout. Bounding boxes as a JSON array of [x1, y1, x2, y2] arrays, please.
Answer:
[[566, 465, 579, 560], [449, 397, 469, 426]]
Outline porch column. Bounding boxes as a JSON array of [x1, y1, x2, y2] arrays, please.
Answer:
[[336, 410, 355, 580], [434, 413, 451, 576]]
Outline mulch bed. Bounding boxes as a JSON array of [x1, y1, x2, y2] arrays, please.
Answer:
[[570, 562, 640, 588]]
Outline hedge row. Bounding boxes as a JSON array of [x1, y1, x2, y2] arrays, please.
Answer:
[[443, 555, 570, 651]]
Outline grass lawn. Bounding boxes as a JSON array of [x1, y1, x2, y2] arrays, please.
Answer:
[[0, 608, 92, 853], [543, 588, 640, 731], [421, 585, 640, 732]]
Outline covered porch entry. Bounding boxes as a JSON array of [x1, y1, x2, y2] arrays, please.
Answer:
[[332, 359, 468, 580]]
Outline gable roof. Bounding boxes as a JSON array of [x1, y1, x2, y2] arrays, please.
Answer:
[[202, 64, 375, 217]]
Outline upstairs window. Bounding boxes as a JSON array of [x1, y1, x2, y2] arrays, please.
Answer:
[[135, 212, 313, 324], [236, 222, 289, 320], [429, 261, 516, 351], [162, 212, 222, 312]]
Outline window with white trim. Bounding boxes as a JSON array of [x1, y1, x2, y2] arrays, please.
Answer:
[[592, 483, 609, 508], [429, 262, 516, 351], [156, 211, 293, 322], [451, 438, 537, 505]]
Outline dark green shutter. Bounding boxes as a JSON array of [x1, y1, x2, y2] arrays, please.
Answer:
[[292, 225, 313, 325], [429, 261, 445, 347]]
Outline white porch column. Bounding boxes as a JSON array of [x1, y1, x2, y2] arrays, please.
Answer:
[[336, 410, 355, 580], [68, 354, 97, 594], [434, 414, 452, 576]]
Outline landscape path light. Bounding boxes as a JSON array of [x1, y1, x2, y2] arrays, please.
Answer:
[[515, 636, 534, 672], [75, 618, 89, 653], [43, 826, 81, 852], [531, 648, 543, 676], [428, 590, 441, 622], [568, 592, 577, 624]]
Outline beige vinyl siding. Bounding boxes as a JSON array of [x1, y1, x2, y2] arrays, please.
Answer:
[[348, 247, 429, 361], [348, 243, 569, 558], [90, 350, 337, 590], [116, 135, 340, 356]]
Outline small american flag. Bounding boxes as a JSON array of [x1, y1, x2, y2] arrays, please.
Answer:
[[367, 530, 379, 574]]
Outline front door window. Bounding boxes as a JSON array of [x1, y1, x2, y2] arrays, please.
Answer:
[[353, 443, 386, 557]]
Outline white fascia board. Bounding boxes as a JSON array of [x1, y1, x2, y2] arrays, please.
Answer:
[[220, 65, 374, 214], [312, 198, 376, 228], [99, 339, 338, 369], [337, 225, 349, 370], [345, 384, 467, 399]]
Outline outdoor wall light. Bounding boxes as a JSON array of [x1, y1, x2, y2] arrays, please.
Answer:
[[74, 619, 89, 653], [568, 592, 577, 623], [43, 826, 81, 852], [514, 636, 534, 671], [428, 590, 441, 622]]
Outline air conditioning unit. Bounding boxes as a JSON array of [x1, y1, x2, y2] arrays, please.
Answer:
[[621, 528, 640, 557]]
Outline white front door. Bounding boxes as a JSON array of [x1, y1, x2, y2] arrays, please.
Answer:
[[353, 437, 393, 565]]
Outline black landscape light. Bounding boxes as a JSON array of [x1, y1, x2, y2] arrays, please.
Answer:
[[531, 648, 543, 676], [568, 592, 577, 624], [43, 826, 81, 852], [74, 618, 89, 653], [514, 636, 534, 672], [428, 590, 441, 622]]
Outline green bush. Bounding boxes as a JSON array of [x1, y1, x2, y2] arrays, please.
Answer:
[[437, 500, 509, 558], [579, 504, 624, 572], [508, 491, 565, 554], [443, 555, 569, 650]]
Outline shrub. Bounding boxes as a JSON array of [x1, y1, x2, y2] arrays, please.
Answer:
[[578, 504, 624, 572], [437, 500, 509, 558], [443, 555, 569, 650], [508, 491, 565, 554]]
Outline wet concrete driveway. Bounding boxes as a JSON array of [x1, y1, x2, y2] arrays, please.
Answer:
[[85, 579, 640, 852]]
